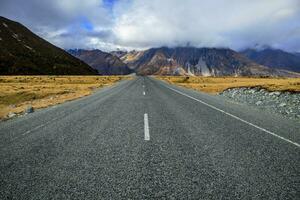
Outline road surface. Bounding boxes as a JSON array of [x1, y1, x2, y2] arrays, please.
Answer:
[[0, 76, 299, 199]]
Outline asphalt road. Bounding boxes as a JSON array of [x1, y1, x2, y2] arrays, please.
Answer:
[[0, 76, 299, 199]]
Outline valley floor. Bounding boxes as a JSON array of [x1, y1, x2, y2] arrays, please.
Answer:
[[0, 76, 129, 119], [2, 76, 299, 120], [157, 76, 300, 94]]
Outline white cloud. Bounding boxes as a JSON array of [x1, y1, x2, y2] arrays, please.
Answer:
[[0, 0, 300, 51], [113, 0, 300, 51]]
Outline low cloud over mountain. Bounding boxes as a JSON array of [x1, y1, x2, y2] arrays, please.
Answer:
[[0, 0, 299, 52]]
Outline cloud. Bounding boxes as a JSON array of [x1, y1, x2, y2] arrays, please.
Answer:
[[0, 0, 300, 52], [0, 0, 115, 49], [113, 0, 300, 51]]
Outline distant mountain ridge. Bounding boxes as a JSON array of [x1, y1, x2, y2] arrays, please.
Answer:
[[118, 47, 297, 77], [240, 48, 300, 73], [0, 16, 97, 75], [1, 16, 299, 77], [68, 49, 132, 75], [293, 52, 300, 58]]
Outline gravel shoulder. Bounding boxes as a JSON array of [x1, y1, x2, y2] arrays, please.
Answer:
[[220, 87, 300, 120]]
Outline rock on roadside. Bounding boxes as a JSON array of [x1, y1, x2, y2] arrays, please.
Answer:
[[7, 112, 17, 118], [220, 87, 300, 120], [25, 106, 34, 114]]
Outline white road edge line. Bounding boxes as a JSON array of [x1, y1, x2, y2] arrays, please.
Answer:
[[144, 113, 150, 141], [165, 85, 300, 148], [22, 117, 59, 136], [22, 124, 44, 136]]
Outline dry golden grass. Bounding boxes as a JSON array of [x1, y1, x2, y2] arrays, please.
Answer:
[[156, 76, 300, 94], [0, 76, 129, 119]]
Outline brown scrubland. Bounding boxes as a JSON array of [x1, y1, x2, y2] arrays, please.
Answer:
[[0, 76, 129, 119]]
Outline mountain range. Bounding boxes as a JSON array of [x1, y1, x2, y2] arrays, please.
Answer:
[[0, 16, 299, 77], [293, 52, 300, 58], [67, 49, 132, 75], [240, 48, 300, 73], [116, 47, 299, 77], [0, 16, 97, 75]]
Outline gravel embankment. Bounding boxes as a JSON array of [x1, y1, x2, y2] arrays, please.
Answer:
[[220, 87, 300, 120]]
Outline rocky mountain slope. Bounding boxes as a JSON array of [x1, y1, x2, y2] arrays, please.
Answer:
[[68, 49, 132, 75], [119, 47, 296, 76], [0, 16, 97, 75], [119, 50, 145, 70], [110, 50, 128, 59], [241, 48, 300, 73], [293, 52, 300, 58]]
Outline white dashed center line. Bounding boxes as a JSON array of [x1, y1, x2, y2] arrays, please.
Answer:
[[144, 113, 150, 141], [143, 91, 146, 95]]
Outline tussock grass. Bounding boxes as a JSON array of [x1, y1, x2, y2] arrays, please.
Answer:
[[156, 76, 300, 94], [0, 76, 129, 119]]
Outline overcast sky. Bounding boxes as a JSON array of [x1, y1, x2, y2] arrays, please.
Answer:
[[1, 0, 300, 52]]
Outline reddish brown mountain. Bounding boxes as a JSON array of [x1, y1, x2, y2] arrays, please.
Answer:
[[68, 49, 132, 75], [241, 48, 300, 73], [120, 47, 298, 77]]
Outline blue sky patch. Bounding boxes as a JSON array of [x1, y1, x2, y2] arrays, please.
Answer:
[[80, 18, 94, 31], [103, 0, 117, 10]]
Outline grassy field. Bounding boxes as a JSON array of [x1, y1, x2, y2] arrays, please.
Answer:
[[0, 76, 129, 119], [157, 76, 300, 94]]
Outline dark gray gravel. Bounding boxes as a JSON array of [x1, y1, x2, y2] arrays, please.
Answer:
[[0, 77, 299, 199]]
